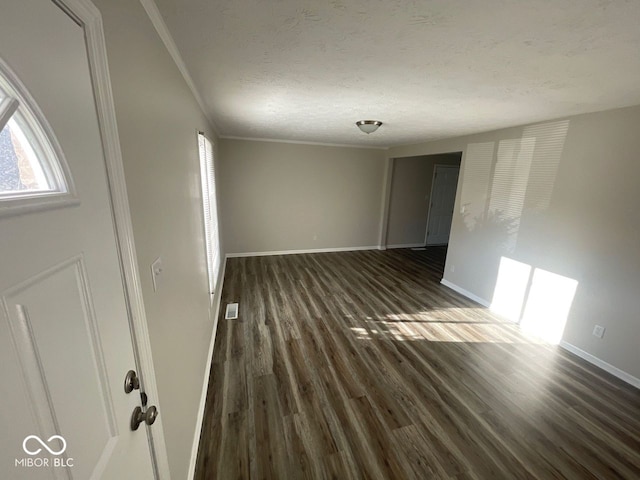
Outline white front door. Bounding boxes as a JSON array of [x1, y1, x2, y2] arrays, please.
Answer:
[[426, 165, 460, 245], [0, 1, 156, 479]]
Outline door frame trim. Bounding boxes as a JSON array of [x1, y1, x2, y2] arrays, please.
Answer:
[[424, 164, 460, 246], [55, 1, 170, 478]]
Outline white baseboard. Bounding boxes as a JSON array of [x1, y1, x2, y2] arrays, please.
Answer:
[[559, 341, 640, 389], [226, 245, 380, 258], [188, 257, 228, 479], [386, 243, 425, 249], [440, 279, 491, 308]]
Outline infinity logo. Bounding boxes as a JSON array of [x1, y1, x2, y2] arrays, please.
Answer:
[[22, 435, 67, 456]]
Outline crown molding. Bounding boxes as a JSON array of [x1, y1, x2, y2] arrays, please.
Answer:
[[220, 135, 389, 150], [139, 0, 220, 137]]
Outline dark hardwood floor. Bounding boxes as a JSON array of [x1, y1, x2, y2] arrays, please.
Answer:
[[195, 247, 640, 479]]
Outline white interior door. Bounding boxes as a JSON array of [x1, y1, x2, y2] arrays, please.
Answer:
[[425, 165, 460, 245], [0, 1, 155, 479]]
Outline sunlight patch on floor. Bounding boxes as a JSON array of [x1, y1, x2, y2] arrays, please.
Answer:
[[383, 307, 498, 323], [349, 318, 546, 344]]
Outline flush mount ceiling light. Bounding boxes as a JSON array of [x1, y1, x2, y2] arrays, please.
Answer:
[[356, 120, 382, 134]]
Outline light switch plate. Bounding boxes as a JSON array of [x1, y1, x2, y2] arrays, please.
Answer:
[[151, 257, 163, 292], [592, 324, 605, 339]]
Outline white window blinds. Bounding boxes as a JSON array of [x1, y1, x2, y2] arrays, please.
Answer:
[[198, 132, 220, 294]]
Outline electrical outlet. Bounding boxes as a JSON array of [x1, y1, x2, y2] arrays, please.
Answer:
[[450, 265, 455, 273], [151, 257, 163, 292], [592, 325, 605, 339]]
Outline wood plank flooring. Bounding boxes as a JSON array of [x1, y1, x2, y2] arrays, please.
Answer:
[[195, 247, 640, 479]]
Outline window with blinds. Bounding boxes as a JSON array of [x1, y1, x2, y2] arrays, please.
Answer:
[[198, 132, 220, 295]]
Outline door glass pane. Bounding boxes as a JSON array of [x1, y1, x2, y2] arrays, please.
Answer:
[[0, 116, 51, 194]]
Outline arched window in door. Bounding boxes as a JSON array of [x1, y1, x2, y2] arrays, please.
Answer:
[[0, 58, 75, 214]]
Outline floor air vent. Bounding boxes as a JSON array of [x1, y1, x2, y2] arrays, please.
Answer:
[[225, 303, 239, 320]]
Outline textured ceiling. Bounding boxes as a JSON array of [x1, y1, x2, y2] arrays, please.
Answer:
[[153, 0, 640, 147]]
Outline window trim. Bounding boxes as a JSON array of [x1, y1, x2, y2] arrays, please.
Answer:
[[0, 96, 19, 131], [0, 57, 78, 217]]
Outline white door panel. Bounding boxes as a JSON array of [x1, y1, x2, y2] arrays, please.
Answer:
[[2, 257, 119, 480], [0, 1, 155, 478], [426, 165, 460, 245]]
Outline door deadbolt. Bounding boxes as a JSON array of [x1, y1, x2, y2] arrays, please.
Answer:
[[124, 370, 140, 394], [131, 405, 158, 431]]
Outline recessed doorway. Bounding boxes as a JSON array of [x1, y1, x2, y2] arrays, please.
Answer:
[[385, 152, 462, 254], [425, 164, 460, 245]]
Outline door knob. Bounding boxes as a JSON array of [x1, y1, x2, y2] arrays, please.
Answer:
[[124, 370, 140, 394], [130, 405, 158, 431]]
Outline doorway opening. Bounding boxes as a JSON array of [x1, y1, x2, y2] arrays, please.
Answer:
[[385, 152, 462, 275]]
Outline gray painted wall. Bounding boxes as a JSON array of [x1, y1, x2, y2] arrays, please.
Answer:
[[219, 139, 386, 254], [388, 105, 640, 380], [94, 1, 222, 477], [386, 153, 461, 247]]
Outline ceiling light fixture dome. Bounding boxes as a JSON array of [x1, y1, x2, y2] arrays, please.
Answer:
[[356, 120, 382, 134]]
